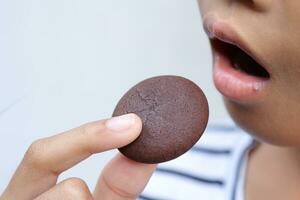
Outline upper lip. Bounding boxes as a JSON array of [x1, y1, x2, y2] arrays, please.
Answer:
[[203, 15, 271, 77], [203, 15, 240, 45]]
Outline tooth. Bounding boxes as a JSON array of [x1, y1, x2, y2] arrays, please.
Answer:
[[233, 63, 242, 71]]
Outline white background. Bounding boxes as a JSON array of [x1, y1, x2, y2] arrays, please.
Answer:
[[0, 0, 228, 192]]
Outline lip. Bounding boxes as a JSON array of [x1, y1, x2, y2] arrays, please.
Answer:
[[203, 16, 270, 104]]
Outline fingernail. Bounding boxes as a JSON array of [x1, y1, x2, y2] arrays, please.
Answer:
[[105, 114, 135, 132]]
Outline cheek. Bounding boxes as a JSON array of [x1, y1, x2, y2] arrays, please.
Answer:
[[224, 97, 300, 146]]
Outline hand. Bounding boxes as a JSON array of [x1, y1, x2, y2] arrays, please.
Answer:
[[1, 113, 156, 200]]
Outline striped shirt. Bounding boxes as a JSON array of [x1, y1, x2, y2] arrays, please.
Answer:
[[139, 120, 256, 200]]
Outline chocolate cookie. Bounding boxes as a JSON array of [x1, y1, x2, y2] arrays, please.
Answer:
[[113, 75, 209, 164]]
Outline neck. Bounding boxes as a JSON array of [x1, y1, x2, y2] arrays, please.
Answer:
[[245, 142, 300, 200]]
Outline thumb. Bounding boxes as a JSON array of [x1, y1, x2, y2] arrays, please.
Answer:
[[93, 154, 156, 200]]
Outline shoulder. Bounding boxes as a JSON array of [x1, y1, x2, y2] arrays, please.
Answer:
[[140, 119, 254, 200]]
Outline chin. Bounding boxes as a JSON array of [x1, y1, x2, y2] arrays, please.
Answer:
[[224, 98, 300, 147]]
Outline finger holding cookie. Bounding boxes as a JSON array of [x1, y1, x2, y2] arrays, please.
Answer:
[[1, 113, 156, 200]]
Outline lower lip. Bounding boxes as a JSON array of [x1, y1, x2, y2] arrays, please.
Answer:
[[212, 46, 269, 104]]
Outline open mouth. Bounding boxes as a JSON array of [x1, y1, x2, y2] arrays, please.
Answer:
[[210, 38, 271, 102], [203, 16, 271, 103], [212, 39, 270, 80]]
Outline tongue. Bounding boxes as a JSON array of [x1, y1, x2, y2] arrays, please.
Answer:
[[231, 46, 270, 78]]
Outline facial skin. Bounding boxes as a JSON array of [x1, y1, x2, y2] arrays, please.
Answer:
[[197, 0, 300, 146]]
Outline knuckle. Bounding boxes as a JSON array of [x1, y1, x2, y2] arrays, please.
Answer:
[[79, 122, 91, 136], [79, 122, 104, 151], [80, 122, 104, 141], [80, 122, 98, 136], [61, 178, 91, 199], [103, 175, 138, 199], [24, 139, 49, 168]]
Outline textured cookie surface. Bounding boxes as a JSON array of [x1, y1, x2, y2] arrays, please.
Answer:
[[113, 76, 209, 164]]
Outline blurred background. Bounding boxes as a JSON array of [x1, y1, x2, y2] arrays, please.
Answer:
[[0, 0, 228, 192]]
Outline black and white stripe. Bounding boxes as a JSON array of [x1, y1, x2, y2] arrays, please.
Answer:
[[140, 120, 254, 200]]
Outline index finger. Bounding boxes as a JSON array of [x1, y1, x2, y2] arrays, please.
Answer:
[[2, 113, 142, 200]]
